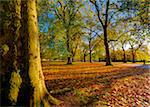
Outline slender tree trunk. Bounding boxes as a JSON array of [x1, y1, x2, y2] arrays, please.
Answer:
[[99, 58, 101, 62], [131, 50, 135, 63], [103, 27, 112, 65], [89, 39, 92, 63], [66, 29, 72, 64], [72, 57, 74, 62], [89, 50, 92, 63], [84, 54, 86, 62], [122, 47, 127, 63]]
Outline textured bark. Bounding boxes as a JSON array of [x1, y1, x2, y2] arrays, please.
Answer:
[[104, 28, 111, 65], [90, 0, 112, 66], [0, 0, 22, 105], [1, 0, 61, 106], [66, 29, 72, 64], [26, 0, 61, 106], [8, 0, 22, 105]]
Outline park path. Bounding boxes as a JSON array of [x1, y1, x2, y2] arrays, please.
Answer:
[[122, 63, 150, 69]]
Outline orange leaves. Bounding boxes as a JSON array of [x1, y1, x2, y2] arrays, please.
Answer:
[[42, 61, 149, 106]]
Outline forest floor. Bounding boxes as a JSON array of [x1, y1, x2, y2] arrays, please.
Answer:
[[42, 62, 150, 107]]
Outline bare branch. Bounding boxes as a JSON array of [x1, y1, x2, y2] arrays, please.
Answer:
[[89, 0, 104, 27]]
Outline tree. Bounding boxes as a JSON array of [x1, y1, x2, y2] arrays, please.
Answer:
[[70, 32, 82, 62], [1, 0, 61, 106], [81, 42, 88, 62], [0, 0, 22, 105], [50, 0, 83, 64], [89, 0, 113, 65]]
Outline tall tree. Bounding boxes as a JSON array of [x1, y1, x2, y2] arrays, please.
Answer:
[[21, 0, 61, 106], [89, 0, 112, 65], [51, 0, 83, 64], [0, 0, 22, 105], [1, 0, 61, 106]]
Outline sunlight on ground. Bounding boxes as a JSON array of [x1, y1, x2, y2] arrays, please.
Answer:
[[42, 62, 150, 107]]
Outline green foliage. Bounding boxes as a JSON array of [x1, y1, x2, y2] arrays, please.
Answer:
[[38, 0, 149, 62]]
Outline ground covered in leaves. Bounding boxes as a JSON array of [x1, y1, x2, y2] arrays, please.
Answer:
[[42, 62, 150, 107]]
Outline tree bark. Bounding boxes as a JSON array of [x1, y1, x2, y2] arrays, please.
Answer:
[[89, 49, 92, 63], [89, 39, 92, 63], [72, 57, 74, 62], [103, 28, 112, 65], [25, 0, 61, 106], [67, 57, 72, 64], [131, 50, 135, 63], [1, 0, 22, 105], [84, 54, 86, 62], [66, 29, 72, 64], [122, 47, 127, 63]]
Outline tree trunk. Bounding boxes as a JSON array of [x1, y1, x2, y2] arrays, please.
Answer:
[[99, 58, 101, 62], [122, 47, 127, 63], [67, 57, 72, 64], [131, 50, 135, 63], [66, 29, 72, 64], [72, 57, 74, 62], [25, 0, 61, 106], [84, 54, 86, 62], [89, 39, 92, 63], [1, 0, 22, 105], [103, 27, 112, 65], [89, 49, 92, 63]]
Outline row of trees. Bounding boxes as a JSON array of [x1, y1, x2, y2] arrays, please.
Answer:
[[0, 0, 149, 106], [39, 0, 149, 65]]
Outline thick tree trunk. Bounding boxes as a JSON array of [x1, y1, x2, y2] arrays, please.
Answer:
[[8, 0, 22, 105], [1, 0, 22, 105], [25, 0, 61, 106], [103, 28, 112, 65]]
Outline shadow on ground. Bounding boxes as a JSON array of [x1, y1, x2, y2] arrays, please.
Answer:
[[44, 64, 149, 106]]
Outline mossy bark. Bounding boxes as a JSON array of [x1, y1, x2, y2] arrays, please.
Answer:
[[0, 0, 22, 105], [26, 0, 61, 106], [1, 0, 61, 106]]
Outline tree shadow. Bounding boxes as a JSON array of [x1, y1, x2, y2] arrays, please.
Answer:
[[45, 66, 149, 106]]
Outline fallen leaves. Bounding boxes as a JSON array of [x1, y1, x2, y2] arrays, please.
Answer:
[[42, 62, 150, 107]]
